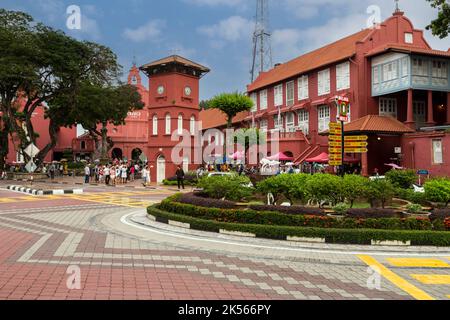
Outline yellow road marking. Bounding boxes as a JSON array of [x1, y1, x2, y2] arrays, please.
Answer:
[[358, 255, 435, 300], [387, 258, 450, 268], [411, 275, 450, 285]]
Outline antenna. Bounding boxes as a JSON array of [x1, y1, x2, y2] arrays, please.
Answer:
[[394, 0, 400, 12], [250, 0, 273, 82]]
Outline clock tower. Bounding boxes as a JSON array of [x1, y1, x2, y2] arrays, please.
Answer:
[[140, 55, 210, 183]]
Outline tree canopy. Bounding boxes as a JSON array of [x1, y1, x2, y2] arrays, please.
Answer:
[[426, 0, 450, 39], [208, 92, 254, 129]]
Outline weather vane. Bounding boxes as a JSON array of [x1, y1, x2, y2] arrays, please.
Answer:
[[395, 0, 400, 12]]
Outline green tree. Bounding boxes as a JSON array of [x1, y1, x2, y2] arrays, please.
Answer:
[[198, 175, 253, 201], [426, 0, 450, 39], [233, 128, 266, 165], [342, 175, 368, 208], [208, 92, 254, 129], [305, 174, 342, 207], [385, 169, 417, 189]]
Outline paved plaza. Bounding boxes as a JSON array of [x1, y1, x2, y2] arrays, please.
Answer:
[[0, 180, 449, 300]]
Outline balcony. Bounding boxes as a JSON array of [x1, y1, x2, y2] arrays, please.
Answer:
[[267, 128, 308, 141]]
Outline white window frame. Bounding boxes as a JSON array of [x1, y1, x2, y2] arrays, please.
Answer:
[[432, 60, 448, 80], [260, 89, 268, 110], [382, 61, 398, 81], [178, 114, 183, 135], [432, 139, 443, 164], [285, 112, 295, 131], [405, 32, 413, 44], [336, 61, 350, 91], [318, 105, 330, 133], [379, 98, 398, 118], [318, 69, 330, 96], [273, 114, 284, 130], [298, 75, 309, 100], [373, 66, 380, 85], [152, 115, 158, 135], [259, 119, 268, 132], [297, 110, 309, 135], [165, 114, 171, 135], [412, 58, 428, 77], [250, 92, 257, 112], [190, 116, 196, 135], [286, 81, 295, 106], [274, 84, 283, 107]]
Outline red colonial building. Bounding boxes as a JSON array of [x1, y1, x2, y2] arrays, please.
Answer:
[[202, 8, 450, 177]]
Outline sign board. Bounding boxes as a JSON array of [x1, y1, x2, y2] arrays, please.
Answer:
[[24, 143, 40, 158], [329, 135, 368, 142], [417, 170, 429, 175], [329, 123, 342, 129], [25, 161, 37, 173], [344, 142, 369, 148], [329, 161, 342, 166], [329, 129, 342, 135], [344, 148, 368, 153], [395, 147, 402, 154]]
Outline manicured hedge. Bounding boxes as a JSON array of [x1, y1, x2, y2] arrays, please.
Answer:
[[159, 196, 443, 231], [147, 206, 450, 246], [430, 209, 450, 221], [346, 208, 404, 219], [249, 205, 325, 216]]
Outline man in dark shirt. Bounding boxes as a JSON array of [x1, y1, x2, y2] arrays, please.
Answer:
[[176, 166, 185, 190]]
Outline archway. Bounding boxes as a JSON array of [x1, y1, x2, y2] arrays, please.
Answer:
[[131, 148, 143, 162], [156, 155, 166, 183], [284, 151, 294, 158], [111, 148, 123, 160]]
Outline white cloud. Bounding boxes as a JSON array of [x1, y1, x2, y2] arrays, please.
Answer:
[[123, 20, 166, 42], [183, 0, 247, 7], [198, 15, 253, 46]]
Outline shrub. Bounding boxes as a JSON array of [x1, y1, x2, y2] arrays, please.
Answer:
[[406, 204, 423, 214], [430, 209, 450, 221], [305, 174, 342, 207], [198, 175, 253, 201], [425, 178, 450, 207], [333, 203, 350, 215], [346, 208, 402, 219], [163, 179, 196, 186], [395, 188, 428, 205], [177, 193, 238, 209], [256, 174, 310, 204], [365, 179, 395, 208], [341, 175, 368, 208], [249, 205, 325, 216], [386, 169, 417, 189]]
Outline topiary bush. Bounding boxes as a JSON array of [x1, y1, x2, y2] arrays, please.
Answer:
[[365, 178, 395, 208], [177, 193, 238, 209], [256, 174, 310, 205], [346, 208, 403, 219], [424, 178, 450, 207], [341, 175, 368, 208], [305, 174, 342, 207], [333, 203, 350, 215], [385, 169, 417, 189], [198, 175, 253, 201]]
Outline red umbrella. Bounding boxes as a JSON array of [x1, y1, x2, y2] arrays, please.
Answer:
[[305, 152, 328, 164], [267, 152, 294, 161]]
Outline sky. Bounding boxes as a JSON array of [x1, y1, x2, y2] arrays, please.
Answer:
[[1, 0, 449, 101]]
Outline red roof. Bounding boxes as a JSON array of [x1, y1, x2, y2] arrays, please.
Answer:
[[247, 29, 372, 92], [344, 115, 415, 134], [199, 109, 248, 130], [366, 43, 450, 58]]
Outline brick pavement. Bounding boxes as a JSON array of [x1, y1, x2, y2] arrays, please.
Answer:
[[0, 187, 448, 300]]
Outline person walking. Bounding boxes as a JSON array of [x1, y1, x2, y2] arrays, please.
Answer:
[[49, 163, 55, 180], [130, 165, 135, 182], [104, 165, 111, 185], [84, 164, 90, 184], [142, 166, 148, 187], [176, 166, 185, 190], [121, 165, 127, 184], [110, 165, 116, 186]]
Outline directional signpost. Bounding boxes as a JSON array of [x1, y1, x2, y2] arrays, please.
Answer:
[[328, 96, 369, 175], [24, 143, 40, 174]]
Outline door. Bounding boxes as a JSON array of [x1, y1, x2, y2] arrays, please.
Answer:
[[157, 155, 166, 183]]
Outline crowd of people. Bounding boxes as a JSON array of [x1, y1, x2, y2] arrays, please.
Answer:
[[83, 161, 151, 187]]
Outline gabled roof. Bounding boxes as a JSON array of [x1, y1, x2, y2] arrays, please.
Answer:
[[366, 43, 450, 58], [247, 29, 372, 92], [199, 109, 248, 130], [140, 55, 210, 73], [344, 115, 415, 134]]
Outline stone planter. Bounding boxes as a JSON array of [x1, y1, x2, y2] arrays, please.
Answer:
[[327, 213, 346, 220], [404, 211, 431, 219]]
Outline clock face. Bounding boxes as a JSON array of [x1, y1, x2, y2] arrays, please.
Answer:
[[157, 85, 165, 95], [184, 86, 192, 96]]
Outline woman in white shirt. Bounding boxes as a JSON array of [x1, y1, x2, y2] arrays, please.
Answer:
[[121, 165, 127, 184]]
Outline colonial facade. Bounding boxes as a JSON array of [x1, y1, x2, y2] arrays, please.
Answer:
[[202, 9, 450, 176]]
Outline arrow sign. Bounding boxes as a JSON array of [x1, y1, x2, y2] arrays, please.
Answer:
[[25, 161, 37, 173], [329, 161, 343, 166], [344, 142, 369, 148], [329, 123, 342, 129], [345, 136, 368, 141], [344, 148, 368, 153]]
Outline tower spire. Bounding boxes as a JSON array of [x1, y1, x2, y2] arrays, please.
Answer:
[[250, 0, 273, 82]]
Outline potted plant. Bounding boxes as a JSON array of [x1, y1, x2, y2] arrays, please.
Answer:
[[404, 203, 431, 218]]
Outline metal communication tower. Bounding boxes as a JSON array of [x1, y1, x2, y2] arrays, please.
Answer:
[[250, 0, 273, 82]]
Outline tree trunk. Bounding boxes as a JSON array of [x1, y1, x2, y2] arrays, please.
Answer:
[[35, 118, 60, 166], [101, 122, 108, 160]]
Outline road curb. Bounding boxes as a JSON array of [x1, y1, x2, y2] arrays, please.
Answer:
[[6, 185, 83, 196]]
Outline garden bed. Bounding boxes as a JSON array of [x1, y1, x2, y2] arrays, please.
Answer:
[[147, 205, 450, 247]]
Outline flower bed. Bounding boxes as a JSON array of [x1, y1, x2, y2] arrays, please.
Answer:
[[249, 205, 325, 216], [147, 206, 450, 247], [346, 208, 405, 219], [158, 195, 447, 231]]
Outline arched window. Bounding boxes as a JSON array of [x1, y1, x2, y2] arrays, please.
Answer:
[[190, 116, 196, 135], [165, 114, 171, 135], [178, 114, 183, 135], [153, 115, 158, 135]]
